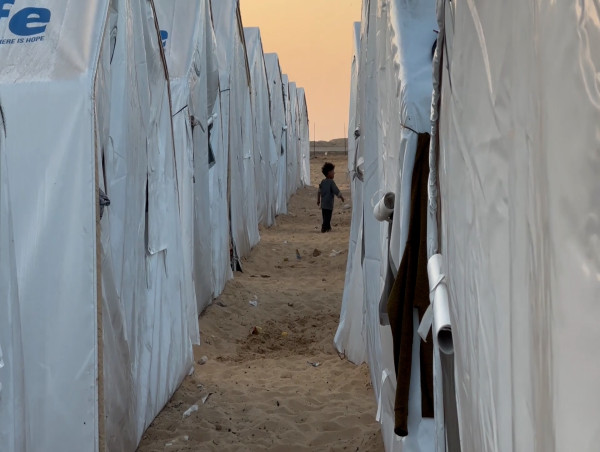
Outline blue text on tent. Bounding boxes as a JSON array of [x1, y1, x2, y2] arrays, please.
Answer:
[[0, 1, 51, 37]]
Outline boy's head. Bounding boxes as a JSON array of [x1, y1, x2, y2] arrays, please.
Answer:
[[322, 162, 335, 178]]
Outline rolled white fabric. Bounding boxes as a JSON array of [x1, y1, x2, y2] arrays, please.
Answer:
[[373, 192, 395, 222], [427, 254, 453, 355]]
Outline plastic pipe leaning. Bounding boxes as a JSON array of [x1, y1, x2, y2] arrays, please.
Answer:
[[427, 254, 453, 355], [373, 192, 395, 222]]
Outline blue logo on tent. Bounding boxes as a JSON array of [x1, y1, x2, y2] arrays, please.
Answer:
[[160, 30, 168, 48], [0, 1, 51, 38]]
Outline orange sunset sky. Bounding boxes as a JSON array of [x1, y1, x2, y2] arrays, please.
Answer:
[[240, 0, 362, 141]]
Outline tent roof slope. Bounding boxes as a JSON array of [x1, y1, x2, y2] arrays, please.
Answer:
[[297, 87, 308, 120], [211, 0, 251, 87], [243, 27, 264, 67], [389, 0, 437, 132], [0, 0, 109, 82], [353, 21, 361, 57], [155, 0, 203, 79]]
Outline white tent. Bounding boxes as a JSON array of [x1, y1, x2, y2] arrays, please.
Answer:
[[0, 104, 25, 450], [431, 0, 600, 450], [287, 81, 300, 197], [282, 74, 295, 200], [202, 8, 233, 299], [0, 0, 198, 450], [155, 0, 219, 312], [335, 20, 367, 366], [99, 0, 198, 448], [0, 0, 309, 449], [343, 0, 600, 451], [212, 0, 260, 263], [264, 53, 289, 215], [244, 27, 278, 227], [336, 1, 439, 451], [0, 2, 108, 449], [296, 87, 311, 187], [208, 78, 234, 297]]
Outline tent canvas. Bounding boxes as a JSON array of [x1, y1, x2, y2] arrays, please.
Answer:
[[337, 1, 439, 450], [296, 88, 311, 187], [0, 0, 201, 450], [264, 53, 288, 215], [287, 81, 300, 197], [433, 0, 600, 450], [155, 0, 217, 314], [0, 103, 26, 450], [282, 74, 294, 200], [0, 0, 309, 450], [0, 1, 109, 449], [244, 27, 279, 227], [99, 0, 198, 449], [212, 0, 260, 261], [335, 21, 367, 367]]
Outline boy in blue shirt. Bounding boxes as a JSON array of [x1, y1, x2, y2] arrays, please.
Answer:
[[317, 162, 344, 233]]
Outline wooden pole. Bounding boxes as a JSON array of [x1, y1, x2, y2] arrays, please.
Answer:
[[344, 123, 347, 155], [313, 122, 316, 158]]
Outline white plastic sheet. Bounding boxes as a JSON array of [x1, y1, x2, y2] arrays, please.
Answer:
[[0, 2, 107, 449], [287, 81, 301, 197], [244, 27, 278, 227], [264, 53, 288, 215], [435, 0, 600, 450], [337, 1, 438, 450], [212, 0, 260, 259], [281, 74, 302, 202], [335, 21, 366, 365], [99, 0, 196, 449], [208, 93, 233, 297], [0, 1, 305, 450], [155, 0, 212, 315], [297, 88, 311, 186], [0, 105, 26, 451], [202, 3, 232, 299]]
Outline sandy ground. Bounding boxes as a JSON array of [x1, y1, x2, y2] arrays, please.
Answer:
[[137, 152, 383, 451]]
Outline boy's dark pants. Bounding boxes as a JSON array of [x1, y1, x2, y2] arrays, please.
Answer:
[[321, 208, 333, 232]]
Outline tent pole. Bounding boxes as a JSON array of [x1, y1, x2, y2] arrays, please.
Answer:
[[344, 123, 347, 155], [96, 159, 105, 452], [313, 122, 316, 159]]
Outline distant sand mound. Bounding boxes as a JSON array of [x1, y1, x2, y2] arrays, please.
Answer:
[[310, 137, 346, 147]]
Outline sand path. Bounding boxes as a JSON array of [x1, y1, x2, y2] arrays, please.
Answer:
[[137, 153, 383, 451]]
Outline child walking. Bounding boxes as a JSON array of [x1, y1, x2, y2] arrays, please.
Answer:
[[317, 162, 344, 233]]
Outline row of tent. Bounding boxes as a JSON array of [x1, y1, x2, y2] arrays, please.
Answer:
[[0, 0, 309, 450], [336, 0, 600, 451]]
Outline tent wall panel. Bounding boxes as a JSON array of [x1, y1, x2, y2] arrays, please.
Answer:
[[335, 21, 366, 366], [282, 74, 294, 200], [265, 53, 288, 215], [433, 0, 600, 450], [0, 103, 26, 451], [0, 0, 306, 450], [287, 81, 301, 197], [297, 88, 310, 187], [203, 1, 232, 299], [208, 92, 233, 297], [212, 0, 260, 261], [244, 27, 278, 228], [156, 0, 214, 315], [99, 0, 197, 449], [0, 1, 110, 449], [338, 1, 438, 450]]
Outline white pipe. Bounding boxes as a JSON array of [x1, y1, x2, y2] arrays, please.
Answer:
[[207, 113, 218, 127], [373, 192, 395, 222], [427, 254, 453, 355]]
